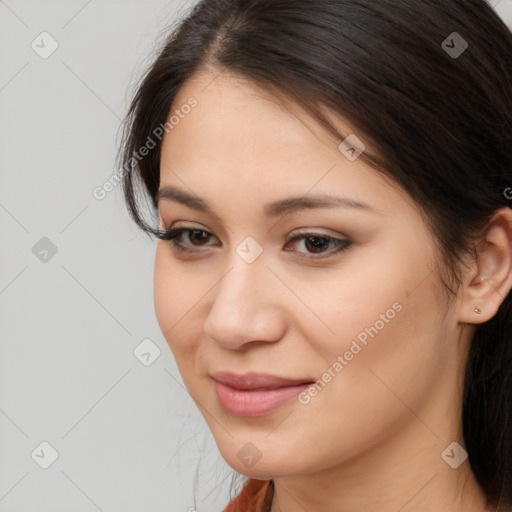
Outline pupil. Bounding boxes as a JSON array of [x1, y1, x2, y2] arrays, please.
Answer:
[[306, 236, 327, 253]]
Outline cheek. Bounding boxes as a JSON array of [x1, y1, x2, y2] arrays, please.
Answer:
[[299, 249, 445, 418], [153, 246, 177, 335], [153, 248, 211, 401], [295, 234, 444, 398], [153, 246, 200, 356], [289, 240, 417, 359]]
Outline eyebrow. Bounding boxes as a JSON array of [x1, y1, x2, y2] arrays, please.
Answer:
[[157, 185, 382, 218]]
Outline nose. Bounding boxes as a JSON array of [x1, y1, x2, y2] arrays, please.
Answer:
[[203, 254, 287, 350]]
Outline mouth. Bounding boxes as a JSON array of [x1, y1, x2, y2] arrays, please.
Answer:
[[211, 371, 315, 417]]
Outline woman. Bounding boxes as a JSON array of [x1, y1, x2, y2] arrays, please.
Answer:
[[118, 1, 512, 511]]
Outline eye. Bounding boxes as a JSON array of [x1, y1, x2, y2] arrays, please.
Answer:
[[155, 227, 219, 253], [155, 226, 352, 259], [284, 231, 352, 258]]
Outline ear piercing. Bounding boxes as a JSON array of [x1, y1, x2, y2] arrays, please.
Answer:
[[474, 274, 484, 313]]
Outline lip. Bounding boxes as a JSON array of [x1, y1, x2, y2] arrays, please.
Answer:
[[211, 371, 314, 417]]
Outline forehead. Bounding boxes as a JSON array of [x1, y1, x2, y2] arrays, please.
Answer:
[[158, 70, 404, 217], [166, 69, 332, 156]]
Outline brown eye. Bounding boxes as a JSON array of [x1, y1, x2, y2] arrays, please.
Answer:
[[188, 229, 212, 246], [304, 235, 330, 253], [285, 231, 352, 259], [155, 227, 219, 253]]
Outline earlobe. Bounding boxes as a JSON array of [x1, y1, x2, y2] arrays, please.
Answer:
[[458, 207, 512, 325]]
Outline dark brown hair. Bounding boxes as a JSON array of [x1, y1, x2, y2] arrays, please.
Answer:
[[118, 0, 512, 508]]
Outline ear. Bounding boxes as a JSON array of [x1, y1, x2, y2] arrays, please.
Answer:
[[458, 207, 512, 324]]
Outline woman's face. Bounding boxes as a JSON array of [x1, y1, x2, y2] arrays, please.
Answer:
[[154, 69, 465, 479]]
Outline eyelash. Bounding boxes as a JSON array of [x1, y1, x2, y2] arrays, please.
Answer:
[[154, 227, 352, 259]]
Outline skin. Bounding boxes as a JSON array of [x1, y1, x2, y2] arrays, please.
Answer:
[[153, 68, 512, 512]]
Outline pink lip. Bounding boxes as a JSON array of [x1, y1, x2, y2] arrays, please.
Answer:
[[211, 371, 314, 417]]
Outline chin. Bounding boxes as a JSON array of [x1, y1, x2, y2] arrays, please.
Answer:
[[214, 437, 305, 479]]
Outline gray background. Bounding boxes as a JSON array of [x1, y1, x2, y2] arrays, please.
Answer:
[[1, 1, 511, 511]]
